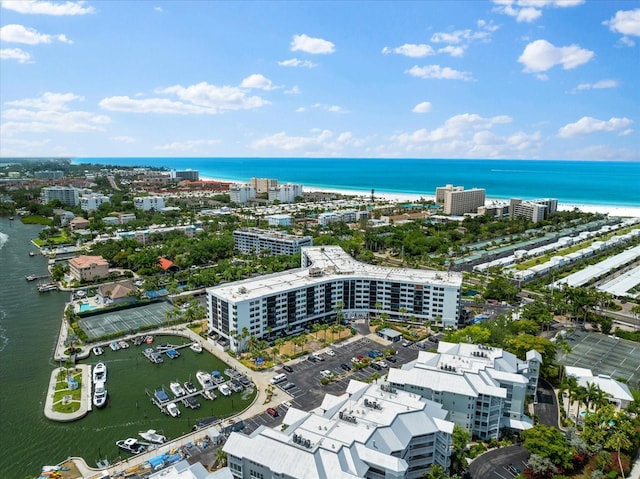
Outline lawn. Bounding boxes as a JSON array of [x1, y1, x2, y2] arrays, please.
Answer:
[[52, 369, 83, 414]]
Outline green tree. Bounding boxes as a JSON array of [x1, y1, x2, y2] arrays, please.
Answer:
[[484, 277, 519, 303], [521, 425, 573, 471], [450, 425, 470, 475]]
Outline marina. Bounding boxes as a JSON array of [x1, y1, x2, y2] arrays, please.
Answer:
[[37, 282, 58, 293]]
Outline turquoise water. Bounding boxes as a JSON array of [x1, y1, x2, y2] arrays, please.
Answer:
[[75, 157, 640, 207], [79, 303, 98, 312]]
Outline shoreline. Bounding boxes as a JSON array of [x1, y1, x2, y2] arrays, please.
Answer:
[[198, 175, 640, 218]]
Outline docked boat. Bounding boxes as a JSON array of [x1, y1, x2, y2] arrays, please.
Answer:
[[166, 402, 180, 417], [202, 389, 217, 400], [184, 381, 197, 394], [165, 348, 180, 359], [116, 437, 146, 455], [218, 384, 232, 396], [145, 335, 154, 344], [133, 336, 145, 346], [139, 429, 167, 444], [92, 362, 107, 383], [170, 381, 186, 397], [29, 251, 36, 257], [109, 341, 120, 351], [37, 283, 58, 292], [143, 348, 164, 364], [183, 396, 200, 409], [93, 381, 108, 408], [196, 370, 213, 389], [118, 340, 129, 349], [154, 389, 170, 403], [92, 346, 104, 356], [189, 342, 203, 353]]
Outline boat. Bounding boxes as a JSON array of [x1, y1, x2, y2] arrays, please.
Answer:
[[143, 348, 164, 364], [202, 389, 217, 400], [139, 429, 167, 444], [118, 340, 129, 349], [9, 216, 14, 220], [165, 348, 180, 359], [109, 341, 120, 351], [92, 346, 104, 356], [154, 389, 170, 403], [183, 396, 200, 409], [218, 384, 232, 396], [133, 336, 144, 346], [166, 402, 180, 417], [116, 437, 147, 454], [93, 381, 108, 408], [170, 381, 186, 397], [196, 370, 213, 389], [37, 283, 57, 292], [25, 274, 37, 281], [29, 251, 36, 257], [92, 362, 107, 383], [184, 381, 197, 394], [145, 335, 154, 344], [189, 342, 203, 353]]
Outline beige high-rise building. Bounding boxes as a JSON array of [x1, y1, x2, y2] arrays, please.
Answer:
[[443, 187, 485, 216], [435, 184, 464, 204], [250, 177, 278, 194]]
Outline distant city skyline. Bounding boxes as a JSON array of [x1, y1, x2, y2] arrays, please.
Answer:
[[0, 0, 638, 160]]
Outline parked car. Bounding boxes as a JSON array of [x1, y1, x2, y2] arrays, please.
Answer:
[[283, 365, 294, 373], [266, 407, 279, 418], [281, 382, 296, 391], [428, 336, 439, 343], [376, 360, 388, 368], [402, 340, 412, 347], [320, 370, 333, 379], [281, 401, 292, 409], [325, 350, 336, 357], [386, 355, 397, 363], [308, 355, 318, 363], [356, 354, 365, 362], [370, 362, 382, 371], [416, 342, 426, 349], [311, 353, 324, 362], [340, 363, 352, 371]]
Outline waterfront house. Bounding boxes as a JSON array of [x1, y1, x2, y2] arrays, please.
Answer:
[[68, 255, 110, 282], [98, 281, 138, 306]]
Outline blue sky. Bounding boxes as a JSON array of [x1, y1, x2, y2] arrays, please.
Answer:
[[1, 0, 638, 160]]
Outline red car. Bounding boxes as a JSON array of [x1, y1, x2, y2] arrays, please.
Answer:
[[266, 407, 279, 418]]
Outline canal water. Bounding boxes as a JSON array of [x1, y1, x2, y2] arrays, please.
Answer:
[[0, 219, 253, 476]]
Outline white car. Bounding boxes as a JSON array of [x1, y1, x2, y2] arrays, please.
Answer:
[[281, 401, 292, 409], [325, 350, 336, 357], [376, 361, 388, 368]]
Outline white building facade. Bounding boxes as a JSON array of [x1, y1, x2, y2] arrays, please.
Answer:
[[41, 186, 80, 207], [80, 194, 111, 212], [267, 214, 293, 227], [387, 342, 541, 440], [233, 228, 313, 256], [268, 183, 303, 203], [207, 246, 462, 351], [229, 184, 256, 204], [223, 379, 454, 479], [134, 196, 166, 211], [443, 188, 486, 216]]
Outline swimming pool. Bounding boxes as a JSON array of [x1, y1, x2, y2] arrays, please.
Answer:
[[79, 303, 98, 312]]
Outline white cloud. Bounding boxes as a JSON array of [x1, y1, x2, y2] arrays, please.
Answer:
[[110, 135, 135, 143], [310, 103, 350, 114], [620, 129, 633, 137], [154, 6, 163, 12], [412, 101, 432, 113], [438, 45, 465, 57], [604, 9, 640, 46], [2, 91, 110, 135], [570, 79, 619, 93], [100, 81, 270, 114], [406, 64, 473, 81], [240, 74, 277, 90], [518, 39, 593, 73], [285, 85, 301, 95], [0, 24, 72, 44], [155, 139, 221, 153], [493, 0, 584, 23], [290, 34, 335, 54], [558, 116, 633, 138], [381, 43, 434, 58], [277, 58, 317, 68], [1, 0, 95, 15], [251, 129, 364, 154], [295, 107, 306, 113], [0, 47, 31, 63]]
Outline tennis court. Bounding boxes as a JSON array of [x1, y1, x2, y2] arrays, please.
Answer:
[[558, 331, 640, 389], [78, 301, 175, 340]]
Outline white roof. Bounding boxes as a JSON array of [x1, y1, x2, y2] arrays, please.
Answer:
[[575, 375, 634, 403]]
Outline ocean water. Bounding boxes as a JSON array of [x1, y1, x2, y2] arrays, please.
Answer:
[[76, 158, 640, 207]]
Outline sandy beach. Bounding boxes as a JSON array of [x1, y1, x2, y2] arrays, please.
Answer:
[[200, 175, 640, 219]]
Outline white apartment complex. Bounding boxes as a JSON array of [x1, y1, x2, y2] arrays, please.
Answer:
[[80, 194, 110, 212], [267, 214, 293, 227], [233, 228, 313, 256], [229, 184, 256, 204], [268, 183, 303, 203], [223, 379, 454, 479], [443, 188, 486, 216], [134, 196, 166, 211], [387, 342, 541, 440], [318, 210, 361, 226], [510, 198, 558, 223], [435, 184, 464, 204], [207, 246, 462, 351], [41, 186, 80, 207]]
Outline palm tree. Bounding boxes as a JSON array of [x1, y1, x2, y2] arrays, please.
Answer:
[[422, 464, 448, 479], [320, 323, 330, 341], [330, 324, 342, 342], [215, 448, 227, 468]]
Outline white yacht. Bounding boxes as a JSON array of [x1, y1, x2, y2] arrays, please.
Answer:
[[92, 362, 107, 384], [166, 402, 180, 417], [170, 381, 186, 397], [93, 381, 108, 408], [139, 429, 167, 444]]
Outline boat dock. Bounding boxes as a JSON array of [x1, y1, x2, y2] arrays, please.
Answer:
[[25, 273, 51, 281], [146, 384, 213, 414]]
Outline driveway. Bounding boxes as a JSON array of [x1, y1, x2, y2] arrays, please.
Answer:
[[468, 445, 529, 479], [534, 377, 559, 428]]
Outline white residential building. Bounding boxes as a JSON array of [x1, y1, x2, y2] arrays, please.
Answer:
[[318, 212, 341, 226], [41, 186, 80, 207], [387, 342, 541, 440], [223, 380, 454, 479], [267, 214, 293, 227], [443, 188, 485, 216], [233, 228, 313, 256], [80, 194, 110, 212], [207, 246, 462, 351], [565, 366, 634, 410], [134, 196, 166, 211], [229, 184, 256, 204], [268, 183, 303, 203], [510, 198, 558, 223]]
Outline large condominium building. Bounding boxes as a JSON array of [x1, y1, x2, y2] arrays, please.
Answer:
[[229, 184, 256, 203], [35, 170, 64, 179], [233, 228, 313, 256], [268, 183, 303, 203], [174, 169, 199, 181], [207, 246, 462, 351], [41, 186, 80, 207], [80, 194, 110, 212], [435, 184, 464, 204], [387, 342, 541, 440], [250, 177, 278, 194], [68, 255, 110, 282], [267, 214, 293, 227], [442, 187, 485, 216], [134, 196, 166, 211], [223, 379, 454, 479], [510, 198, 558, 223]]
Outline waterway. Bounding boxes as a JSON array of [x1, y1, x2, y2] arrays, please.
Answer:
[[0, 219, 253, 477]]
